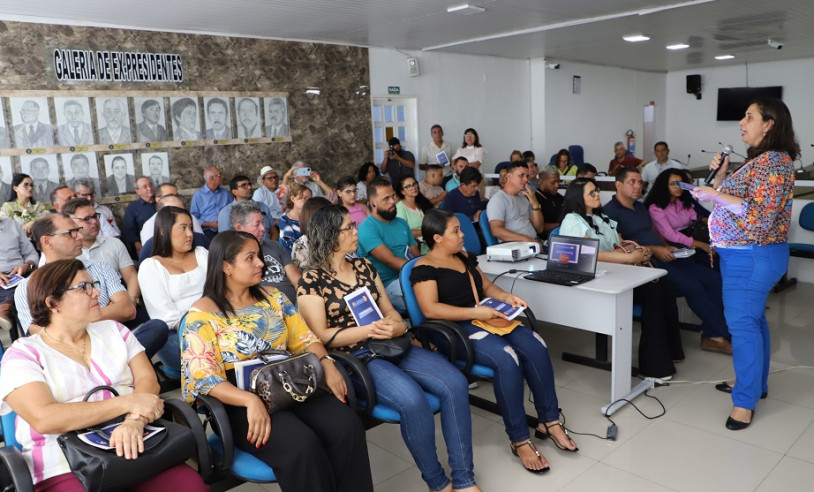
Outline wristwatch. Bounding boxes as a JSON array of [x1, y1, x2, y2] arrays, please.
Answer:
[[532, 205, 542, 211], [320, 355, 335, 363]]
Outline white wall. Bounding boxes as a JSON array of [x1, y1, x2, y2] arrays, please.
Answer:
[[369, 48, 531, 172]]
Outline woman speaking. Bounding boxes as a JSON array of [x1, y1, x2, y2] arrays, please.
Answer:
[[693, 97, 797, 430]]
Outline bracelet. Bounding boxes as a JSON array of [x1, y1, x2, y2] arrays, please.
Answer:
[[320, 355, 335, 363], [531, 206, 541, 211]]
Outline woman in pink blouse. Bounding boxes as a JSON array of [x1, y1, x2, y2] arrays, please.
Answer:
[[693, 97, 798, 431], [645, 170, 710, 255]]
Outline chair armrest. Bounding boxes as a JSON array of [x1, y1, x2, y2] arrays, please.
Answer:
[[163, 398, 214, 483], [0, 446, 33, 492], [419, 320, 474, 374], [523, 306, 539, 331], [195, 394, 234, 471], [331, 361, 357, 410], [329, 351, 376, 417]]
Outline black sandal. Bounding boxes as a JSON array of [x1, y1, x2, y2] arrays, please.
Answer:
[[510, 439, 550, 474], [535, 422, 579, 453]]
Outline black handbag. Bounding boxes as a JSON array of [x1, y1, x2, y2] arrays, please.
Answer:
[[367, 333, 413, 364], [250, 350, 329, 413], [679, 220, 710, 243], [57, 386, 195, 492]]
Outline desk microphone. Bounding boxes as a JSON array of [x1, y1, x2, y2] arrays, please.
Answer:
[[705, 145, 732, 185]]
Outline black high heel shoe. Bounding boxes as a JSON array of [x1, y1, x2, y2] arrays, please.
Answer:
[[714, 382, 767, 399], [725, 409, 754, 431], [534, 422, 579, 453], [510, 439, 550, 474]]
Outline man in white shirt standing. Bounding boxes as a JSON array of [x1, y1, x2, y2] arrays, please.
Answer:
[[641, 141, 686, 196], [74, 178, 120, 237], [418, 124, 455, 181]]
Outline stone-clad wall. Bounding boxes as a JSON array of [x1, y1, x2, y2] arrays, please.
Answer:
[[0, 20, 372, 203]]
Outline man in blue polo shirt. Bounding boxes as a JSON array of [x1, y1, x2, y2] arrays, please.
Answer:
[[191, 166, 231, 238], [357, 177, 419, 311], [603, 167, 731, 354]]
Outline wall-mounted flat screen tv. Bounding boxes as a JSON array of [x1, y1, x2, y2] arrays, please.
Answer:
[[717, 86, 783, 121]]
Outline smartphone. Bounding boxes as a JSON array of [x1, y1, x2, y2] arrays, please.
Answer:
[[677, 181, 697, 191], [294, 167, 311, 177]]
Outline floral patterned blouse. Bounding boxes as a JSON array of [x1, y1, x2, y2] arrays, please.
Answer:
[[0, 200, 50, 227], [181, 289, 319, 403], [709, 151, 794, 247]]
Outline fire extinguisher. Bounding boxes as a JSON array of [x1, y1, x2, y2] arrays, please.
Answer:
[[625, 129, 636, 154]]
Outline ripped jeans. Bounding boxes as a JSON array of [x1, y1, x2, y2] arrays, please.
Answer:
[[455, 322, 561, 442]]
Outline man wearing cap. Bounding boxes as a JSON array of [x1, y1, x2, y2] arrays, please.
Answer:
[[380, 137, 415, 184], [253, 166, 284, 221]]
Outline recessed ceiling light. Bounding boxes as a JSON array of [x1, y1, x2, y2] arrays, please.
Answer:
[[666, 43, 690, 50], [447, 4, 486, 15], [715, 54, 735, 60], [623, 34, 650, 42]]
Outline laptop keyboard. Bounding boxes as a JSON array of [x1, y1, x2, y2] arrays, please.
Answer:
[[525, 270, 589, 285]]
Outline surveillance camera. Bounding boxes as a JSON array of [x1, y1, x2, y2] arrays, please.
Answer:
[[545, 63, 561, 70], [768, 39, 783, 49]]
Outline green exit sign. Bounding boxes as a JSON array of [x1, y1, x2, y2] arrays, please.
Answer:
[[387, 86, 400, 95]]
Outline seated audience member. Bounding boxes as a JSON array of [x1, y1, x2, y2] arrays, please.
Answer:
[[253, 165, 285, 221], [335, 176, 369, 227], [603, 168, 731, 354], [678, 168, 711, 219], [442, 167, 486, 222], [356, 178, 419, 311], [444, 156, 469, 192], [231, 201, 301, 303], [1, 173, 50, 235], [0, 259, 208, 492], [16, 214, 170, 365], [395, 175, 433, 254], [485, 165, 509, 200], [138, 195, 210, 263], [191, 166, 231, 238], [140, 183, 204, 245], [217, 174, 273, 235], [75, 178, 120, 237], [526, 157, 541, 191], [297, 206, 478, 492], [555, 149, 577, 177], [291, 197, 332, 271], [283, 161, 333, 200], [641, 141, 687, 196], [535, 166, 564, 239], [559, 178, 684, 379], [645, 170, 711, 256], [279, 183, 312, 253], [355, 161, 379, 204], [608, 141, 643, 176], [486, 161, 544, 246], [0, 216, 38, 332], [123, 177, 157, 257], [381, 137, 416, 185], [576, 163, 598, 179], [49, 186, 77, 213], [413, 209, 578, 474], [419, 165, 447, 206], [182, 231, 373, 492]]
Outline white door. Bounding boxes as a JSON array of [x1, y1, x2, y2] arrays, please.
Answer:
[[371, 97, 418, 170]]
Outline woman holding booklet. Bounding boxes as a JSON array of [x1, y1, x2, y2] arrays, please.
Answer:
[[181, 231, 373, 492], [297, 205, 481, 492], [412, 208, 577, 475]]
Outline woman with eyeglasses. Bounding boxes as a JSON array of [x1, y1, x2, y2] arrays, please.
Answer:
[[395, 175, 433, 255], [335, 176, 368, 227], [0, 173, 50, 235], [298, 205, 481, 492], [0, 259, 208, 491], [644, 171, 711, 255], [560, 178, 684, 380]]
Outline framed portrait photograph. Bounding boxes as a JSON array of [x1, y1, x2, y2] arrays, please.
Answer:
[[0, 156, 13, 203], [203, 97, 233, 140], [54, 97, 95, 147], [264, 97, 290, 138], [102, 153, 136, 196], [60, 152, 101, 193], [134, 97, 169, 143], [95, 97, 133, 145], [9, 97, 55, 149], [236, 97, 263, 138], [140, 151, 170, 188], [170, 97, 202, 142], [20, 154, 60, 203], [0, 99, 10, 149]]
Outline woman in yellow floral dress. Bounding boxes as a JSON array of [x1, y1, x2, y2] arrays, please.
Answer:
[[0, 173, 50, 235], [181, 230, 372, 492]]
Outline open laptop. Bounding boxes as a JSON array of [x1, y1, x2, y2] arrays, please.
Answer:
[[524, 235, 600, 286]]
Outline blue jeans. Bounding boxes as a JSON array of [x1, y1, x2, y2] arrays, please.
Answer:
[[355, 347, 475, 490], [456, 322, 559, 442], [718, 243, 788, 409]]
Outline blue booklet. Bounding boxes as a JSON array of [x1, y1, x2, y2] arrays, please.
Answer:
[[1, 274, 23, 290], [405, 245, 415, 260], [344, 286, 384, 326], [479, 297, 525, 321], [436, 151, 450, 166], [78, 422, 164, 449], [233, 355, 285, 390]]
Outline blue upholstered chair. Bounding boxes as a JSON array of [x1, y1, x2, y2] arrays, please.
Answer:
[[479, 210, 498, 246], [455, 213, 482, 255]]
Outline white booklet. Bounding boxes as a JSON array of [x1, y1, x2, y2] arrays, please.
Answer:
[[1, 274, 23, 290], [77, 422, 165, 450], [344, 286, 384, 326]]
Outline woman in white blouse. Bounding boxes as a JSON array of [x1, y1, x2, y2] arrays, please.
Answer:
[[453, 128, 487, 194], [138, 207, 208, 371]]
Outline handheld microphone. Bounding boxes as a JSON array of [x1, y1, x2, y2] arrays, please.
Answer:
[[705, 145, 732, 185]]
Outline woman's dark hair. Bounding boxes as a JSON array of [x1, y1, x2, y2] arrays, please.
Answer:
[[644, 170, 693, 211], [300, 196, 332, 236], [556, 149, 572, 168], [421, 208, 455, 250], [746, 97, 800, 161], [561, 178, 611, 235], [307, 205, 349, 271], [336, 175, 357, 191], [28, 258, 85, 327], [357, 162, 379, 183], [9, 173, 35, 204], [203, 231, 266, 316], [460, 128, 481, 148], [152, 206, 193, 258], [394, 175, 433, 211]]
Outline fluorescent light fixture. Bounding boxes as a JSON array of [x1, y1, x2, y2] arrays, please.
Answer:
[[304, 87, 321, 95], [623, 34, 650, 42], [447, 4, 486, 15], [715, 54, 735, 60], [666, 43, 690, 50]]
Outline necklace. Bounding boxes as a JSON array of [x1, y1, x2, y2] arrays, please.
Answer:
[[42, 328, 87, 355]]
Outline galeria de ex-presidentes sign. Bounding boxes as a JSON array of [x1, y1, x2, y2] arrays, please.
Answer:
[[53, 49, 184, 83]]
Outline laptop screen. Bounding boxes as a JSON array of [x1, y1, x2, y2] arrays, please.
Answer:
[[546, 235, 600, 276]]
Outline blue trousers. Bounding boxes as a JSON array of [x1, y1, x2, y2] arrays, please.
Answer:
[[718, 243, 788, 409], [354, 347, 475, 491]]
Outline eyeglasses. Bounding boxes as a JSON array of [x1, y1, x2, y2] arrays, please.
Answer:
[[237, 183, 252, 189], [669, 181, 683, 187], [66, 280, 101, 295], [338, 222, 357, 233], [19, 182, 34, 188], [464, 133, 475, 137], [263, 175, 278, 181], [71, 213, 100, 223], [342, 188, 358, 194], [46, 227, 82, 239], [402, 183, 418, 190], [587, 189, 600, 197], [211, 174, 223, 179]]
